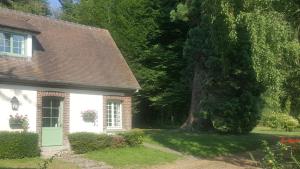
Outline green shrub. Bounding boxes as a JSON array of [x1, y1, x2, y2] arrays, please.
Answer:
[[69, 131, 145, 154], [282, 116, 299, 132], [261, 112, 299, 131], [0, 132, 40, 159], [111, 135, 127, 148], [119, 130, 144, 146], [68, 132, 112, 154]]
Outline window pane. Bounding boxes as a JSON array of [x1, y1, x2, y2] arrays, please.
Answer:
[[4, 37, 10, 53], [52, 118, 59, 127], [0, 33, 4, 52], [52, 99, 60, 108], [42, 118, 51, 127], [52, 109, 59, 118], [107, 102, 112, 127], [114, 103, 121, 127], [42, 97, 51, 107], [42, 108, 51, 117], [12, 34, 25, 55]]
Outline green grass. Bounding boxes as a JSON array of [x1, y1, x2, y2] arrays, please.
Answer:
[[253, 126, 300, 136], [0, 158, 79, 169], [85, 146, 180, 169], [143, 127, 300, 158]]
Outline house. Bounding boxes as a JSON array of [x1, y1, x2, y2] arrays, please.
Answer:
[[0, 8, 140, 147]]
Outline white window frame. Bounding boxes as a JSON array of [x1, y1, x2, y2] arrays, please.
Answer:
[[0, 28, 32, 58], [106, 101, 122, 129]]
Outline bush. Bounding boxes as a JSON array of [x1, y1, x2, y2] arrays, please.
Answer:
[[68, 132, 112, 154], [69, 130, 145, 154], [261, 112, 299, 131], [119, 130, 144, 146], [0, 132, 40, 159], [111, 135, 127, 148]]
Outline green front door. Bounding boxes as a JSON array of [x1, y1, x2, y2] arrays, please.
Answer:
[[42, 97, 63, 147]]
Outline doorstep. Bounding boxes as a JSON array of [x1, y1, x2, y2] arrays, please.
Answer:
[[41, 145, 70, 158]]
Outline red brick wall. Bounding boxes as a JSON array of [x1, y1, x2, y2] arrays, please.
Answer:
[[103, 96, 132, 131], [37, 91, 70, 146]]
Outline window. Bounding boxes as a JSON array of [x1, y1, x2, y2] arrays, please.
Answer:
[[42, 97, 62, 127], [0, 31, 26, 56], [107, 101, 122, 129]]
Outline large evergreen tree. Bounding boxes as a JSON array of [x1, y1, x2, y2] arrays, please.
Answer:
[[59, 0, 191, 127]]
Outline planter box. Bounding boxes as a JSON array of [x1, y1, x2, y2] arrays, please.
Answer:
[[9, 123, 23, 130]]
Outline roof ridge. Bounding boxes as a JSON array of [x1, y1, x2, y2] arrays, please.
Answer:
[[0, 7, 107, 32]]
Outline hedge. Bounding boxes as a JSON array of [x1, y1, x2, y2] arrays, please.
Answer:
[[68, 130, 144, 154], [68, 132, 112, 154], [0, 132, 40, 159]]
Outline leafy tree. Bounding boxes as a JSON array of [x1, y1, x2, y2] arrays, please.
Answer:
[[181, 0, 299, 133], [60, 0, 190, 127], [0, 0, 49, 15]]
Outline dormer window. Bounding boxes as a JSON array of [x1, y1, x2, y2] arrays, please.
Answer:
[[0, 30, 32, 57]]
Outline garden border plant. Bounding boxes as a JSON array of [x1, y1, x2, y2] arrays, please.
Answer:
[[0, 132, 40, 159], [68, 130, 144, 154]]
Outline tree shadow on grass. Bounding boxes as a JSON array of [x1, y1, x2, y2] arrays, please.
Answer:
[[144, 129, 282, 158], [143, 129, 290, 167]]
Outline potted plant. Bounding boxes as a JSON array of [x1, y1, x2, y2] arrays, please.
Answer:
[[9, 114, 29, 131], [81, 110, 97, 124]]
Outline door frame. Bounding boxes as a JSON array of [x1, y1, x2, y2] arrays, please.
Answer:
[[37, 91, 70, 147]]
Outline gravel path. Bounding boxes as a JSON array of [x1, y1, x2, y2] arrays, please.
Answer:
[[60, 153, 113, 169], [41, 147, 112, 169]]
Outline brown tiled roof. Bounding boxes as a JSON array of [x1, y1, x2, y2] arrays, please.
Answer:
[[0, 15, 40, 33], [0, 8, 140, 92]]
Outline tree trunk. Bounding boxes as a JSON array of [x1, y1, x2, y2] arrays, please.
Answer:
[[181, 55, 213, 130]]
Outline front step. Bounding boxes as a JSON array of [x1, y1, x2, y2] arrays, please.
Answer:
[[41, 146, 70, 158]]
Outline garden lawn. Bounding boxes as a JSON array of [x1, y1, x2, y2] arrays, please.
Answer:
[[143, 127, 300, 158], [0, 158, 79, 169], [85, 146, 180, 169], [252, 127, 300, 136]]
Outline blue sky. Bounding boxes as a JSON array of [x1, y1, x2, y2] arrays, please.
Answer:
[[48, 0, 61, 9]]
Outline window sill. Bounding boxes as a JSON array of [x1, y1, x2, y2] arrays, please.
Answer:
[[106, 127, 123, 130]]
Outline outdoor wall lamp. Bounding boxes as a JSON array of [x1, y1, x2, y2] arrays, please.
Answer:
[[11, 96, 20, 111]]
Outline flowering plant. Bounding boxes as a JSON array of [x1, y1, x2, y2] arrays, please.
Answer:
[[81, 110, 97, 123], [262, 140, 300, 169], [9, 114, 29, 131]]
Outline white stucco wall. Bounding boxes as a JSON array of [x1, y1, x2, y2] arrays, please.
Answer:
[[69, 93, 104, 133], [0, 86, 37, 132], [0, 84, 124, 134]]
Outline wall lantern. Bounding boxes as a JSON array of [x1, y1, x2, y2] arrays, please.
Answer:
[[10, 96, 20, 111]]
